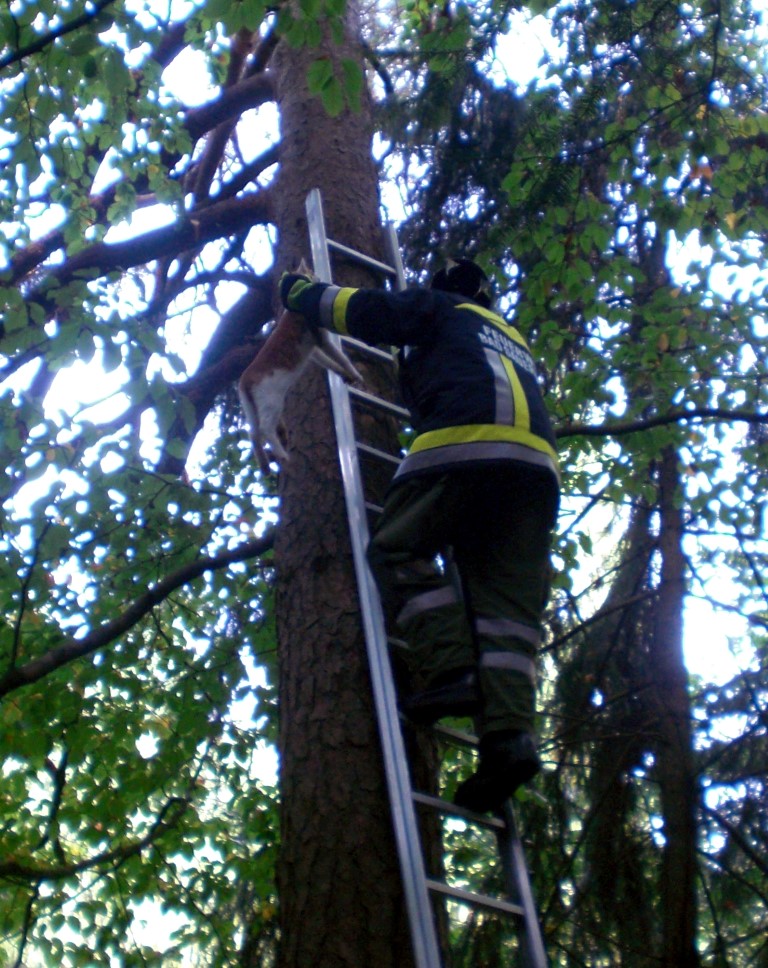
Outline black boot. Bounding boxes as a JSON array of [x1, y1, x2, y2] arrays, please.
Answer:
[[401, 668, 480, 725], [454, 730, 540, 814]]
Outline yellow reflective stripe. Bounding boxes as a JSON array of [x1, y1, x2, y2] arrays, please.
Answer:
[[501, 355, 529, 432], [331, 287, 357, 335], [456, 303, 530, 350], [408, 424, 558, 463]]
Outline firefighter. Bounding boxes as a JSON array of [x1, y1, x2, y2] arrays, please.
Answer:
[[280, 258, 560, 813]]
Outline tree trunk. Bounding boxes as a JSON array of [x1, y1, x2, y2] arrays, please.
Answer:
[[652, 447, 699, 968], [268, 7, 418, 967]]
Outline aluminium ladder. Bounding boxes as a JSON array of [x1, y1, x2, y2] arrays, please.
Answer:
[[305, 187, 548, 968]]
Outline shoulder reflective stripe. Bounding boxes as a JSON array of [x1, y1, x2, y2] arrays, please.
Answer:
[[480, 651, 537, 682], [319, 286, 341, 328], [332, 287, 357, 335], [501, 354, 530, 432], [475, 617, 540, 647], [396, 585, 462, 627], [485, 349, 514, 426], [457, 303, 531, 350]]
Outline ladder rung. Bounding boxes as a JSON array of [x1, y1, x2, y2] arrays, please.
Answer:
[[433, 724, 479, 748], [357, 442, 402, 467], [340, 335, 397, 365], [425, 878, 524, 918], [388, 635, 409, 651], [349, 386, 411, 421], [327, 237, 399, 279], [412, 792, 505, 831]]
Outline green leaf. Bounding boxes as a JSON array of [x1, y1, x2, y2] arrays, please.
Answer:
[[341, 58, 363, 112], [320, 77, 345, 117], [204, 0, 232, 20], [67, 31, 100, 56], [306, 57, 334, 96], [242, 0, 266, 30]]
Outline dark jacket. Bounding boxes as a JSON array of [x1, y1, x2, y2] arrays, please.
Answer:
[[306, 283, 560, 486]]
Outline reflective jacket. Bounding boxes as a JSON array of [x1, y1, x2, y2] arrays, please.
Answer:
[[312, 284, 560, 487]]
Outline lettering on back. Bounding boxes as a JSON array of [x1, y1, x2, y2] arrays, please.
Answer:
[[478, 323, 537, 377]]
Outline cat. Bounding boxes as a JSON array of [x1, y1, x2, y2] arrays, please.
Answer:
[[238, 267, 363, 474]]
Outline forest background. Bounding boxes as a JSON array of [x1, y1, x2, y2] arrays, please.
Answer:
[[0, 0, 766, 966]]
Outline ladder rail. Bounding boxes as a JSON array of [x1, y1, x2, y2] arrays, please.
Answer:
[[501, 801, 550, 968], [307, 188, 443, 968], [305, 187, 549, 968], [332, 370, 442, 968]]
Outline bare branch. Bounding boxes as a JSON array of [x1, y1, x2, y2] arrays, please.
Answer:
[[0, 797, 189, 882], [702, 803, 768, 882], [0, 533, 275, 699], [547, 589, 657, 653], [556, 406, 768, 439], [185, 69, 276, 145], [0, 0, 120, 73], [22, 189, 273, 316]]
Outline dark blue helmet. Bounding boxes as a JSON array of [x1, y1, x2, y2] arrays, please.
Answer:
[[431, 258, 492, 308]]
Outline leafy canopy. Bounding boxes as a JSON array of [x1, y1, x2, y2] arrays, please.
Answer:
[[0, 0, 766, 964]]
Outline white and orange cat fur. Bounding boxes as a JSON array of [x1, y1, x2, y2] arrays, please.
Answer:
[[238, 263, 363, 473]]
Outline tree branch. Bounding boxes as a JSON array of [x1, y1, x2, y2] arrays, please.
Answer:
[[556, 406, 768, 439], [0, 533, 275, 699], [8, 139, 277, 291], [185, 70, 276, 144], [702, 802, 768, 882], [0, 0, 120, 73], [24, 189, 273, 314], [0, 796, 189, 882], [547, 589, 657, 653]]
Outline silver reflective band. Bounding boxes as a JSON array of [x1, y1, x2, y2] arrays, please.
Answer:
[[481, 652, 537, 682], [397, 585, 461, 626], [395, 440, 560, 482], [476, 617, 540, 647], [319, 285, 341, 327], [485, 348, 515, 426]]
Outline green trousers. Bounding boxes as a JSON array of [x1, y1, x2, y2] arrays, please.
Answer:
[[367, 467, 558, 737]]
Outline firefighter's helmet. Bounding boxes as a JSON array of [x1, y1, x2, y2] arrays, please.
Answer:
[[431, 258, 492, 308]]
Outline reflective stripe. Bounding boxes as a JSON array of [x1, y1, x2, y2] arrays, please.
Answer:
[[501, 355, 530, 432], [485, 349, 514, 426], [458, 303, 539, 377], [397, 585, 461, 626], [456, 304, 531, 350], [476, 617, 540, 647], [481, 651, 537, 682], [332, 287, 357, 334], [319, 286, 341, 328], [318, 285, 357, 334], [406, 423, 558, 462], [395, 435, 560, 482]]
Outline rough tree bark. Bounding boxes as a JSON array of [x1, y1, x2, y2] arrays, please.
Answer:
[[267, 6, 418, 967], [652, 447, 699, 968]]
